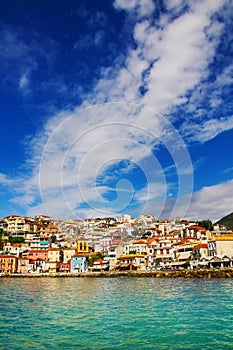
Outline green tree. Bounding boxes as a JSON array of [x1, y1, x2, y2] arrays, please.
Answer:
[[198, 220, 214, 231], [51, 234, 57, 243], [88, 252, 104, 266], [9, 236, 25, 244], [141, 231, 151, 238]]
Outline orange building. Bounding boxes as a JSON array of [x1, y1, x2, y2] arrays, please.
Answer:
[[0, 255, 18, 274], [27, 249, 48, 261]]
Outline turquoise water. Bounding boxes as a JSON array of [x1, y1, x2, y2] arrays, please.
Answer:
[[0, 278, 233, 349]]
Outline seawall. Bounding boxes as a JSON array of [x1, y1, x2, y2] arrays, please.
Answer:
[[1, 268, 233, 278]]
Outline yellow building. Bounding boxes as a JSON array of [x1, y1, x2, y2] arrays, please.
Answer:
[[77, 240, 89, 253], [48, 248, 60, 262], [44, 261, 59, 273]]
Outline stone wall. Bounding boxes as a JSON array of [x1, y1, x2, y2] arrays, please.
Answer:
[[1, 268, 233, 278]]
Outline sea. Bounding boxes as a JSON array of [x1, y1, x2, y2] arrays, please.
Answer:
[[0, 277, 233, 349]]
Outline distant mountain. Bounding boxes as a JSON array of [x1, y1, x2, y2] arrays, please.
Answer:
[[215, 212, 233, 230]]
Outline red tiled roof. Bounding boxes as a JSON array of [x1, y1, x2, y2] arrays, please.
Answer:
[[146, 237, 156, 244], [188, 225, 206, 231], [73, 253, 87, 257], [94, 259, 104, 264], [193, 244, 208, 250], [28, 250, 48, 253], [134, 240, 147, 244]]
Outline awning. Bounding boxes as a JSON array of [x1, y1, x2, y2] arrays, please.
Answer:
[[177, 252, 191, 260], [198, 261, 210, 266]]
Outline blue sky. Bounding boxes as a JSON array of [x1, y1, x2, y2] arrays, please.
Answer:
[[0, 0, 232, 221]]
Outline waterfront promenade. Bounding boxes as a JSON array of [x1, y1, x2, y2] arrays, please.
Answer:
[[2, 268, 233, 278]]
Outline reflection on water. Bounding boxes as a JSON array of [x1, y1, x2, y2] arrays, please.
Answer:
[[0, 278, 233, 349]]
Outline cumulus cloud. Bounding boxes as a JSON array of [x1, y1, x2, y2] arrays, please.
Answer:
[[142, 179, 233, 222], [185, 179, 233, 222], [32, 103, 192, 219], [4, 0, 232, 220], [85, 0, 227, 123]]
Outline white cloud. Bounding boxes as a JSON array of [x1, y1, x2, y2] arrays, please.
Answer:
[[19, 72, 31, 94], [5, 0, 232, 220], [9, 194, 35, 206], [114, 0, 155, 17], [142, 179, 233, 222], [0, 173, 17, 186], [19, 73, 29, 89], [16, 102, 192, 219], [185, 179, 233, 222], [182, 115, 233, 143], [215, 64, 233, 86], [74, 30, 105, 50], [164, 0, 187, 12], [88, 0, 226, 121], [138, 9, 223, 112]]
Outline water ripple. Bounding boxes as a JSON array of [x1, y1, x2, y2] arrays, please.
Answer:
[[0, 278, 233, 349]]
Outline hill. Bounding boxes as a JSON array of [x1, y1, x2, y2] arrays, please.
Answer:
[[215, 212, 233, 230]]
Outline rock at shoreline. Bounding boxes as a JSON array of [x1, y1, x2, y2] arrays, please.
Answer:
[[1, 269, 233, 278]]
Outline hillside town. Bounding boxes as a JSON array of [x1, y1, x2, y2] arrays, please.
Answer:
[[0, 214, 233, 275]]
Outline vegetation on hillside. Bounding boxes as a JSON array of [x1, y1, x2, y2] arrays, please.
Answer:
[[197, 220, 214, 231], [215, 212, 233, 230]]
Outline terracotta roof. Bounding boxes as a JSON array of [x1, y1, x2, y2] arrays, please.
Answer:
[[147, 237, 156, 244], [173, 240, 186, 246], [73, 253, 87, 257], [28, 250, 48, 253], [188, 225, 206, 231], [134, 240, 147, 244], [193, 243, 208, 249]]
